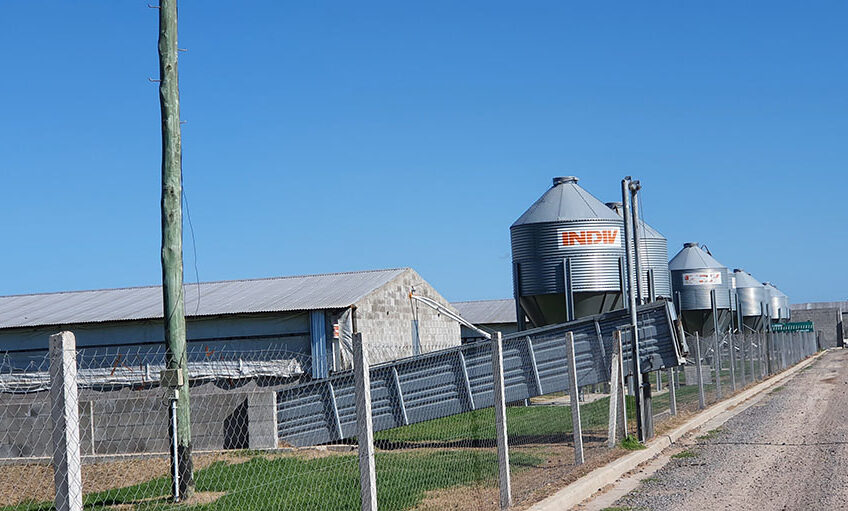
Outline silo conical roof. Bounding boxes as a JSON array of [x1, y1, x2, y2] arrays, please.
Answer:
[[669, 243, 726, 271], [512, 177, 621, 227], [733, 269, 763, 289]]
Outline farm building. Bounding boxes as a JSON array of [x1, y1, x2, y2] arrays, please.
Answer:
[[0, 268, 461, 457], [453, 298, 519, 342], [0, 267, 461, 382]]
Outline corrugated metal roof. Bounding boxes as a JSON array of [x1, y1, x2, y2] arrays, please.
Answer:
[[0, 268, 408, 330], [453, 299, 517, 324], [512, 176, 622, 227]]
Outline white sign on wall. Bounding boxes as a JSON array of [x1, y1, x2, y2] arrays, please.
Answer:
[[682, 271, 722, 286]]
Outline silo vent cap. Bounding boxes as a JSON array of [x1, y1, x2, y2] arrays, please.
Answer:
[[552, 176, 579, 186], [684, 242, 699, 248]]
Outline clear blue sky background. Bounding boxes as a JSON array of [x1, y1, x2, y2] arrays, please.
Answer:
[[1, 1, 845, 304]]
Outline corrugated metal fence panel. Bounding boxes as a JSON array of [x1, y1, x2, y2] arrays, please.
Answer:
[[277, 300, 682, 447]]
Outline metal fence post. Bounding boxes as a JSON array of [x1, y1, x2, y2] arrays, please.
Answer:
[[353, 332, 377, 511], [694, 333, 706, 409], [49, 331, 83, 511], [491, 331, 512, 509], [565, 331, 584, 465]]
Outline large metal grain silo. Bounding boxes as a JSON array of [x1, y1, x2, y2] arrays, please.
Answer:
[[733, 269, 767, 331], [511, 177, 625, 327], [669, 242, 731, 335], [605, 202, 671, 300], [763, 283, 790, 323]]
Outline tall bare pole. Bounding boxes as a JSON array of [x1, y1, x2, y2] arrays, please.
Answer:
[[158, 0, 193, 498]]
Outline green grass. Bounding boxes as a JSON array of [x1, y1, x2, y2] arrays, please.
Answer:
[[374, 397, 636, 445], [620, 435, 646, 451], [770, 386, 786, 393], [4, 450, 545, 511], [671, 449, 697, 459]]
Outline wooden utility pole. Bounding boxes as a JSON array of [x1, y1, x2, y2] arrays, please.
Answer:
[[158, 0, 194, 498]]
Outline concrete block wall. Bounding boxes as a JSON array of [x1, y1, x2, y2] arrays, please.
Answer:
[[0, 394, 94, 458], [0, 386, 280, 459], [355, 268, 461, 365], [790, 307, 844, 349]]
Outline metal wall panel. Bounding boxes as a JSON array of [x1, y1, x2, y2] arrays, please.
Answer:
[[277, 301, 683, 447]]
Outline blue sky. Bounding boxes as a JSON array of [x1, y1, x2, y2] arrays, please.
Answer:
[[1, 1, 845, 304]]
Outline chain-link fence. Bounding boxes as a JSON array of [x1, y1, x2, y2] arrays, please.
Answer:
[[1, 326, 819, 511]]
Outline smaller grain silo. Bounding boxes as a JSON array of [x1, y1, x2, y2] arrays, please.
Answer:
[[605, 202, 671, 300], [669, 242, 731, 335], [763, 283, 790, 323], [733, 269, 767, 331], [511, 177, 626, 327]]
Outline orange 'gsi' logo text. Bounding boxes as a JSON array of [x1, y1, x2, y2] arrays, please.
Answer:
[[560, 229, 619, 247]]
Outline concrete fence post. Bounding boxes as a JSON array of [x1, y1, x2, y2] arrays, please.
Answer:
[[728, 330, 737, 392], [49, 331, 83, 511], [694, 333, 706, 409], [353, 332, 377, 511], [491, 331, 512, 509], [607, 330, 627, 447], [565, 331, 584, 465], [748, 334, 756, 383], [714, 333, 722, 399], [668, 368, 677, 415], [739, 331, 747, 386]]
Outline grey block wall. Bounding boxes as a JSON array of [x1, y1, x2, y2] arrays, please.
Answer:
[[355, 268, 461, 364], [0, 385, 281, 459], [790, 307, 844, 349]]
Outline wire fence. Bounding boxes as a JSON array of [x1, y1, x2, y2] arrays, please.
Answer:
[[0, 327, 819, 511]]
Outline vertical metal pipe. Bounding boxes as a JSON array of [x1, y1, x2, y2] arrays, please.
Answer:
[[647, 269, 656, 303], [513, 262, 526, 331], [629, 181, 645, 304], [170, 398, 180, 502], [621, 177, 643, 441]]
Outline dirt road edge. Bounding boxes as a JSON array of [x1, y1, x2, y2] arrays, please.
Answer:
[[528, 350, 827, 511]]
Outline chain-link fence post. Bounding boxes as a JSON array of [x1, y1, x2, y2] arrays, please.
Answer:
[[491, 331, 512, 509], [353, 332, 377, 511], [694, 333, 705, 409], [748, 334, 756, 383], [49, 331, 83, 511], [565, 331, 584, 465]]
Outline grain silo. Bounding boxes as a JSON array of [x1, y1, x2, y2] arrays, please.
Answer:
[[669, 242, 731, 335], [763, 283, 790, 323], [733, 269, 767, 331], [605, 202, 671, 300], [511, 177, 625, 327]]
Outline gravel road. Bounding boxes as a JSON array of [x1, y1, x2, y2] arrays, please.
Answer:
[[612, 349, 848, 511]]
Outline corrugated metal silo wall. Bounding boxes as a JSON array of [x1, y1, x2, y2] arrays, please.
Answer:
[[511, 219, 624, 295], [671, 268, 731, 310]]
